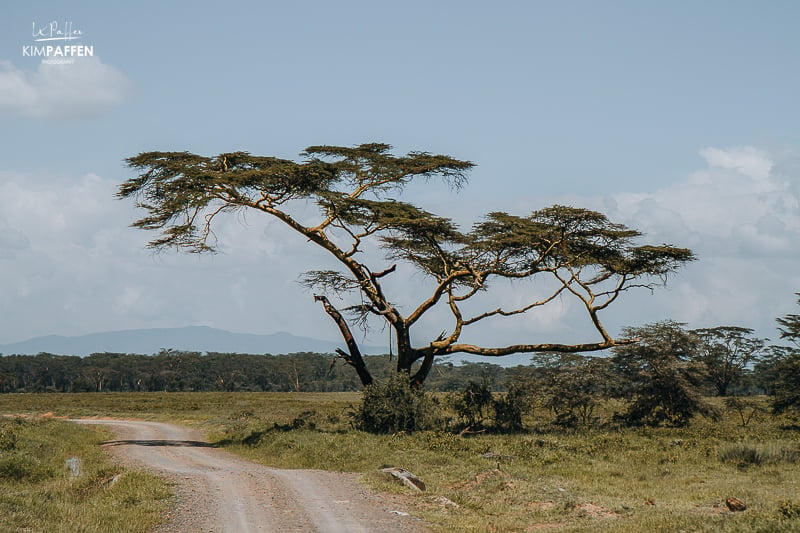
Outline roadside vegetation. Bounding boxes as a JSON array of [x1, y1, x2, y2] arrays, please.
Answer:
[[0, 415, 169, 533], [2, 391, 799, 532], [1, 302, 798, 531]]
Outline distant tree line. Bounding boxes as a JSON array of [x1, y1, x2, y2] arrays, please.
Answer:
[[467, 310, 800, 429], [2, 294, 799, 427], [0, 350, 520, 394], [0, 330, 787, 398], [356, 313, 800, 433]]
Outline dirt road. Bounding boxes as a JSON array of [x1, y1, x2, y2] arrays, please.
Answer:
[[73, 419, 428, 533]]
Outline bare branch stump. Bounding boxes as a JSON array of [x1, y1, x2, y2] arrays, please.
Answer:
[[381, 467, 426, 493]]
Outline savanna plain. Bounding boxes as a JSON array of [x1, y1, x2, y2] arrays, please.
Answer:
[[1, 392, 799, 532]]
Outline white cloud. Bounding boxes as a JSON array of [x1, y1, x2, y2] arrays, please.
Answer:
[[1, 145, 798, 349], [0, 170, 341, 343], [0, 56, 133, 119], [607, 146, 798, 254], [497, 145, 800, 343], [597, 146, 800, 337], [0, 221, 29, 259], [699, 146, 773, 181]]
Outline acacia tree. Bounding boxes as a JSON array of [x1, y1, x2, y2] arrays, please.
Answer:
[[777, 293, 800, 345], [690, 326, 766, 396], [532, 353, 614, 427], [119, 143, 694, 387], [611, 321, 716, 427], [769, 294, 800, 414]]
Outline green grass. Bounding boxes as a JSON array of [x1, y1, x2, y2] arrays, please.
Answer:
[[0, 391, 359, 426], [0, 416, 170, 533], [218, 423, 800, 532], [2, 392, 800, 532]]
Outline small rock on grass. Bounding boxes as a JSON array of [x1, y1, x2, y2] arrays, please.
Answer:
[[381, 467, 426, 492], [726, 497, 746, 512]]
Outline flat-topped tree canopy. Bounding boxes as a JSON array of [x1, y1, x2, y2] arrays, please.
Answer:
[[777, 293, 800, 346], [120, 143, 695, 387]]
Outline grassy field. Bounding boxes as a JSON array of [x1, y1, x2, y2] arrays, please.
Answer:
[[0, 415, 169, 533], [2, 392, 800, 532]]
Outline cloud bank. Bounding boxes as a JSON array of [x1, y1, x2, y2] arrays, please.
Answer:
[[0, 171, 330, 343], [0, 145, 797, 347], [0, 56, 133, 119], [598, 146, 800, 333]]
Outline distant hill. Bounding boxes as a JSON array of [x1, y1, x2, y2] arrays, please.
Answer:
[[0, 326, 386, 356]]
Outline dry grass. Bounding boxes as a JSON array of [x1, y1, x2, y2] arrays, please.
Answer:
[[0, 416, 170, 533], [2, 392, 800, 532]]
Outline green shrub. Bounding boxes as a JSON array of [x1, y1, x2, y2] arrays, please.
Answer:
[[452, 381, 494, 429], [621, 374, 718, 427], [770, 352, 800, 415], [533, 353, 611, 427], [492, 383, 530, 432], [778, 500, 800, 519], [612, 322, 719, 427], [354, 373, 437, 433], [724, 397, 765, 427], [0, 422, 17, 451], [0, 456, 52, 482]]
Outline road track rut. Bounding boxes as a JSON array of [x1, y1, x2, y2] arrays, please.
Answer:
[[74, 419, 428, 533]]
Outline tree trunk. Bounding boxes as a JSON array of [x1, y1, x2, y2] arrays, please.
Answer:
[[315, 296, 436, 389], [394, 332, 433, 389], [314, 295, 373, 386], [394, 326, 416, 374], [410, 352, 435, 388]]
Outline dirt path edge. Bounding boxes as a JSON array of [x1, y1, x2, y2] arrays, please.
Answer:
[[72, 419, 429, 533]]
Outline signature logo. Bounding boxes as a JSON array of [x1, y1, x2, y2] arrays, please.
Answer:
[[24, 21, 93, 64], [32, 21, 84, 42]]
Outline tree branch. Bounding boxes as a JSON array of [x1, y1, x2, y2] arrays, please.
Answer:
[[441, 338, 635, 357], [406, 269, 473, 325], [314, 295, 373, 386], [462, 285, 567, 326]]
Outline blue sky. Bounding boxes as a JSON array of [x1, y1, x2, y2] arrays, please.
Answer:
[[1, 1, 799, 357]]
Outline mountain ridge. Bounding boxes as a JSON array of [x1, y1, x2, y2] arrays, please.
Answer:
[[0, 326, 385, 356]]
